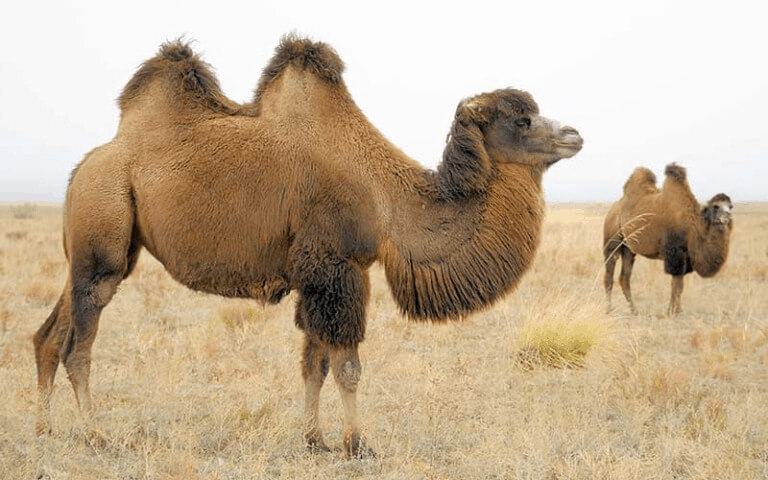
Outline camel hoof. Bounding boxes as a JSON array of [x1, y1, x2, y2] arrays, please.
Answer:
[[344, 431, 376, 459], [35, 420, 52, 436], [306, 440, 331, 454]]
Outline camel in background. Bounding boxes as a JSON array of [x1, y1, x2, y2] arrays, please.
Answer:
[[603, 164, 732, 315], [32, 36, 583, 457]]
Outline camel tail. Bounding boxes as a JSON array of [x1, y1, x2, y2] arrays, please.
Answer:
[[254, 34, 345, 100], [118, 39, 238, 114]]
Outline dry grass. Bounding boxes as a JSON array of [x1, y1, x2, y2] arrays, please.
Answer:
[[10, 202, 38, 219], [1, 203, 767, 479], [516, 295, 610, 370]]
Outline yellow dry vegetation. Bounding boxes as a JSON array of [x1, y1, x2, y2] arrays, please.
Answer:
[[1, 203, 767, 479]]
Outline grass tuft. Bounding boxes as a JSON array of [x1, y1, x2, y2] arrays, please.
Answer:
[[218, 303, 261, 331], [10, 202, 37, 219], [517, 318, 605, 369]]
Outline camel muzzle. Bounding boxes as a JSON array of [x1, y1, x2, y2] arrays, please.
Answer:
[[552, 125, 583, 160]]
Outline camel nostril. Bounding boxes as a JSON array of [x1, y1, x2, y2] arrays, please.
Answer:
[[560, 126, 579, 136]]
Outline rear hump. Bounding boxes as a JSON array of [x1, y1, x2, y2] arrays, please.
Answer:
[[622, 167, 658, 196], [118, 39, 239, 114]]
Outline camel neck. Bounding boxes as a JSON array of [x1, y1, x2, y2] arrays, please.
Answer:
[[689, 221, 731, 278], [379, 162, 544, 320]]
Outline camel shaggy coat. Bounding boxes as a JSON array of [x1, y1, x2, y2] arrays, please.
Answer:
[[33, 36, 583, 456]]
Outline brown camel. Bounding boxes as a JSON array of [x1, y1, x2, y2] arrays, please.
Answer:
[[32, 35, 583, 457], [603, 164, 733, 315]]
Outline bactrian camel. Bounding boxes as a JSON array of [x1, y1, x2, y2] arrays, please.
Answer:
[[603, 164, 732, 315], [33, 36, 583, 457]]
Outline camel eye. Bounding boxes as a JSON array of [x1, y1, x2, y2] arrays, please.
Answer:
[[514, 117, 531, 128]]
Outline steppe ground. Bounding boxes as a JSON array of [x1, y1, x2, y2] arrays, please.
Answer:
[[1, 203, 766, 480]]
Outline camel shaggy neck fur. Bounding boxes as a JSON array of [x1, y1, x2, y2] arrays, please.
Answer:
[[603, 164, 733, 315], [32, 35, 583, 457]]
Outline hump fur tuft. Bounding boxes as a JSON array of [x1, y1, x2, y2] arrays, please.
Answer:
[[158, 39, 196, 62], [622, 167, 657, 194], [119, 38, 238, 114], [254, 34, 345, 100], [664, 163, 687, 182]]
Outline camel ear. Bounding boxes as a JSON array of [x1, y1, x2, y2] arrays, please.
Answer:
[[440, 102, 493, 199], [457, 98, 491, 125], [701, 205, 716, 224]]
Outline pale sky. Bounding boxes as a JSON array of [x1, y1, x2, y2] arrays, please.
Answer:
[[1, 0, 766, 203]]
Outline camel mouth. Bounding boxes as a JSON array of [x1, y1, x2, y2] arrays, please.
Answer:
[[554, 140, 583, 150], [704, 213, 733, 227], [554, 125, 582, 150], [552, 137, 583, 161], [554, 128, 583, 152]]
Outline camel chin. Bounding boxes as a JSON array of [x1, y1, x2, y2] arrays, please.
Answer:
[[555, 144, 583, 159]]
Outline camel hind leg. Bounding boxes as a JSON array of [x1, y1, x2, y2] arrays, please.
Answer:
[[33, 156, 139, 432], [603, 235, 622, 312], [63, 244, 136, 413], [618, 246, 638, 314], [33, 236, 139, 433], [32, 290, 71, 434]]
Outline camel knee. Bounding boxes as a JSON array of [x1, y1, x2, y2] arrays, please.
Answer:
[[68, 253, 125, 345], [73, 274, 121, 316], [603, 275, 614, 293], [334, 358, 361, 393]]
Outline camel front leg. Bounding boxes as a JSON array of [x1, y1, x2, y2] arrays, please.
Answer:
[[668, 275, 684, 316], [331, 345, 375, 458], [301, 335, 330, 452]]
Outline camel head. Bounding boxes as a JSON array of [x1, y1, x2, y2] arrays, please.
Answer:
[[701, 193, 733, 227], [458, 88, 583, 169]]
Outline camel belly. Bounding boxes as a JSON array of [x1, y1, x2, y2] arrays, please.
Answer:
[[622, 230, 661, 259], [169, 259, 291, 302], [132, 189, 296, 302], [619, 210, 664, 259], [144, 237, 294, 302]]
